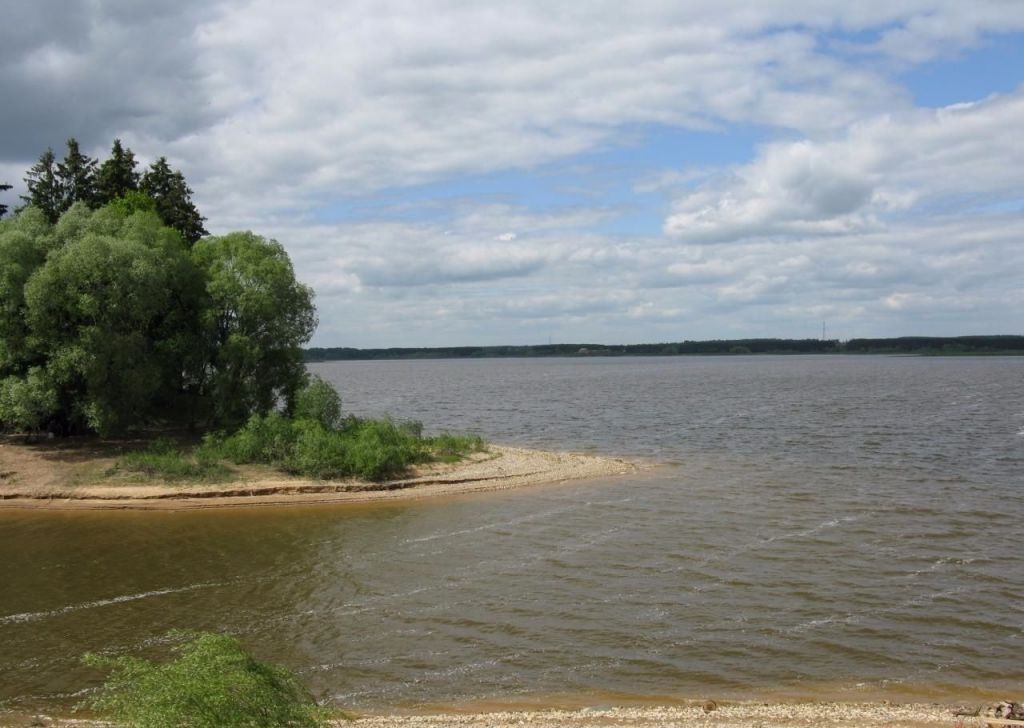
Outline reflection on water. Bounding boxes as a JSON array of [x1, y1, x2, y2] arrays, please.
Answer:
[[1, 355, 1022, 713]]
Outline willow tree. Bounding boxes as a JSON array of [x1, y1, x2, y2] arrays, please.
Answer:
[[0, 206, 316, 435], [192, 232, 317, 427]]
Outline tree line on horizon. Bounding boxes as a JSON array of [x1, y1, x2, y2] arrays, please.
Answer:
[[0, 137, 206, 245], [304, 335, 1024, 361]]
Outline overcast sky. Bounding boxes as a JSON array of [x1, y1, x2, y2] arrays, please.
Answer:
[[2, 1, 1023, 346]]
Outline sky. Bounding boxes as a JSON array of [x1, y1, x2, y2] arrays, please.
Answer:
[[1, 1, 1023, 347]]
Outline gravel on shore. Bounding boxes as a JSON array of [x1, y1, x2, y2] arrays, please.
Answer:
[[351, 702, 974, 728], [8, 701, 979, 728]]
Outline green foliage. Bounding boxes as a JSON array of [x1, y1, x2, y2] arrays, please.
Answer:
[[21, 139, 99, 222], [0, 203, 315, 436], [289, 418, 426, 480], [22, 210, 195, 435], [105, 190, 158, 218], [141, 157, 208, 245], [0, 368, 58, 432], [113, 439, 234, 483], [0, 210, 52, 373], [96, 139, 141, 205], [193, 232, 317, 427], [202, 411, 298, 465], [21, 148, 63, 223], [81, 631, 330, 728], [57, 138, 99, 209], [293, 375, 342, 429]]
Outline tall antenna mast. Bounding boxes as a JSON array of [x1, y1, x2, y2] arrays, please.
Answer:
[[822, 320, 826, 340]]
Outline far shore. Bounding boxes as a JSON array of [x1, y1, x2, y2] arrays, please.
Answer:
[[0, 439, 643, 511]]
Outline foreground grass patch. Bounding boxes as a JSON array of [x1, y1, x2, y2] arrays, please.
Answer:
[[81, 630, 336, 727]]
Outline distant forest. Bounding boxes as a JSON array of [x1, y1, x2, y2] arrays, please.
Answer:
[[305, 335, 1024, 361]]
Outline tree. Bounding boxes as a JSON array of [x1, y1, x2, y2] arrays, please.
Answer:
[[95, 138, 140, 204], [21, 148, 63, 223], [141, 157, 207, 245], [0, 182, 11, 218], [192, 232, 316, 426], [0, 204, 316, 436], [22, 205, 200, 435], [56, 137, 99, 209], [0, 208, 53, 376]]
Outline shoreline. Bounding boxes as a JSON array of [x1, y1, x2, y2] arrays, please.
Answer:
[[0, 443, 644, 511], [8, 700, 996, 728]]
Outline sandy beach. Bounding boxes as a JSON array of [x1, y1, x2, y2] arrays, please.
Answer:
[[0, 440, 642, 510]]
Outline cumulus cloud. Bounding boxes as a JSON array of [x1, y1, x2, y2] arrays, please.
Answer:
[[664, 89, 1024, 242]]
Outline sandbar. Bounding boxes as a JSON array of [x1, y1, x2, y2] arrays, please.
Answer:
[[0, 441, 643, 511]]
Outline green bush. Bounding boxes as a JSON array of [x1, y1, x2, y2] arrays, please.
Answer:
[[293, 376, 342, 429], [0, 367, 58, 432], [202, 412, 297, 464], [81, 631, 331, 727], [206, 411, 485, 482], [340, 419, 426, 480], [286, 418, 352, 480]]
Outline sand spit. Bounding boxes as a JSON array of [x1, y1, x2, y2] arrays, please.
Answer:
[[0, 444, 643, 510]]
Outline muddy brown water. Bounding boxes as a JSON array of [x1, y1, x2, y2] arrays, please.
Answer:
[[1, 355, 1022, 715]]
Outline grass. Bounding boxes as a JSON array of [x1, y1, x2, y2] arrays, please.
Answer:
[[110, 438, 236, 483], [81, 630, 339, 727]]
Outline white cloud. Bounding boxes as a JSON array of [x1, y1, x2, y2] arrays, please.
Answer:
[[665, 89, 1024, 242]]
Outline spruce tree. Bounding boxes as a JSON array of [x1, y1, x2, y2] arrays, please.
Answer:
[[21, 148, 64, 223], [0, 182, 11, 218], [141, 157, 207, 246], [96, 138, 141, 204], [56, 138, 98, 209]]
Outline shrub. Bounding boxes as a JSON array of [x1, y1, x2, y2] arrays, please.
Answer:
[[293, 376, 342, 429], [286, 419, 351, 480], [205, 411, 485, 482], [0, 367, 58, 432], [81, 631, 331, 727], [341, 419, 425, 480], [203, 412, 296, 464]]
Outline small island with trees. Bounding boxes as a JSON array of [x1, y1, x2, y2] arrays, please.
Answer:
[[1, 140, 634, 509]]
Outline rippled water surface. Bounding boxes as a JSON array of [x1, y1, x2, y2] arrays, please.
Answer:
[[2, 356, 1022, 712]]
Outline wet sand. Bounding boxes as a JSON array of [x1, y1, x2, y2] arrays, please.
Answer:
[[0, 443, 642, 510]]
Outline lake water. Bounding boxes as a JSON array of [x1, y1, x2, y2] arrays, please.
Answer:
[[1, 355, 1022, 714]]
